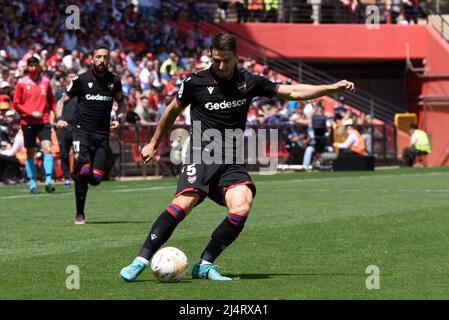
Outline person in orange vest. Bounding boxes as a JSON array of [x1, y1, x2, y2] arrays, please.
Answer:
[[333, 118, 366, 155], [247, 0, 264, 22]]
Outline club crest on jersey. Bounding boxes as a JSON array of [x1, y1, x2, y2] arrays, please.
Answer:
[[207, 86, 214, 95], [88, 82, 93, 88], [237, 81, 246, 93], [108, 82, 114, 90], [188, 176, 197, 184]]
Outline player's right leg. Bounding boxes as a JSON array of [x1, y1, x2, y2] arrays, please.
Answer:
[[119, 192, 202, 282], [72, 131, 92, 224], [38, 124, 55, 193], [22, 125, 38, 193], [57, 128, 72, 189]]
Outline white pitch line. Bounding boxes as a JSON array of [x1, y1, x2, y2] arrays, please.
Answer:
[[110, 186, 175, 193], [270, 188, 449, 193], [0, 171, 447, 200], [0, 193, 73, 200]]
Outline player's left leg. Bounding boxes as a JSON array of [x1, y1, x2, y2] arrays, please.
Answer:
[[39, 125, 55, 193], [40, 140, 55, 192], [87, 136, 109, 187], [57, 128, 73, 188], [193, 183, 254, 281]]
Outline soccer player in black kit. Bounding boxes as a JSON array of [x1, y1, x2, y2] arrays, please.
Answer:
[[57, 45, 122, 225], [55, 69, 78, 189], [120, 33, 355, 281]]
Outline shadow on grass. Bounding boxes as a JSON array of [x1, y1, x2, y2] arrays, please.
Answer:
[[88, 220, 150, 225], [226, 273, 371, 280]]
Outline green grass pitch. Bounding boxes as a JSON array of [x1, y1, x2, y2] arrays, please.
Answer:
[[1, 167, 449, 300]]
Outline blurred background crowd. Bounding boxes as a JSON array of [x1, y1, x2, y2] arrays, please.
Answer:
[[0, 0, 380, 184]]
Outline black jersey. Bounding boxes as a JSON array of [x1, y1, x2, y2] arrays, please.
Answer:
[[178, 66, 279, 132], [177, 66, 279, 155], [66, 70, 122, 135], [61, 95, 78, 125]]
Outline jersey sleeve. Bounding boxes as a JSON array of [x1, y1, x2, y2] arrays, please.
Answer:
[[176, 76, 194, 108], [253, 75, 280, 99], [65, 76, 81, 98]]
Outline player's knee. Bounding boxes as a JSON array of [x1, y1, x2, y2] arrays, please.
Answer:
[[225, 186, 253, 218], [172, 192, 201, 215], [228, 202, 252, 218], [74, 161, 91, 177], [88, 168, 104, 186], [41, 140, 52, 154]]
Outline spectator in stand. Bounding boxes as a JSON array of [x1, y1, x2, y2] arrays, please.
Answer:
[[123, 102, 141, 126], [403, 0, 418, 24], [217, 1, 229, 22], [264, 0, 279, 22], [401, 123, 431, 166], [248, 0, 264, 22], [47, 47, 65, 72], [0, 111, 24, 185], [0, 81, 12, 111], [289, 106, 310, 126], [135, 94, 153, 125], [302, 105, 330, 171], [333, 118, 366, 156], [63, 30, 78, 52], [160, 52, 178, 77], [62, 50, 81, 71], [236, 0, 249, 23], [391, 0, 403, 24]]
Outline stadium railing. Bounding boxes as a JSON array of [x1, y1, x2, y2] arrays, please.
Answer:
[[115, 123, 397, 178]]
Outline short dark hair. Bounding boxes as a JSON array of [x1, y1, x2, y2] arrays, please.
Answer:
[[210, 33, 237, 54], [27, 56, 40, 66], [93, 44, 109, 55], [410, 123, 418, 129]]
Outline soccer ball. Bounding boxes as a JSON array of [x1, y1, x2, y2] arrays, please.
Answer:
[[150, 247, 189, 282]]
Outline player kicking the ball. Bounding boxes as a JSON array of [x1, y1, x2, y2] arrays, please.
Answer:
[[120, 33, 354, 281]]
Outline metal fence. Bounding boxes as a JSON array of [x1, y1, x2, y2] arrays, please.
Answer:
[[113, 123, 398, 177]]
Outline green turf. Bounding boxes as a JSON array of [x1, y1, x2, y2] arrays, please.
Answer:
[[1, 167, 449, 299]]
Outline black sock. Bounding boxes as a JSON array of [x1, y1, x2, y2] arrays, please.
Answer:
[[139, 204, 186, 260], [200, 214, 246, 263], [74, 175, 89, 218]]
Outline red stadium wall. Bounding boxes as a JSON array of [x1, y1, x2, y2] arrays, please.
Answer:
[[216, 24, 428, 60]]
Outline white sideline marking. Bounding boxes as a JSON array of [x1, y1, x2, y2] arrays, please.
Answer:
[[110, 186, 174, 193], [0, 193, 72, 200], [271, 188, 449, 193], [0, 171, 447, 200]]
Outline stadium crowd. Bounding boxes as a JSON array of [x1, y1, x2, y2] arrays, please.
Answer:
[[0, 0, 374, 185]]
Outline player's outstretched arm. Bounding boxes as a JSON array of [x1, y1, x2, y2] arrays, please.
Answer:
[[275, 80, 355, 101], [141, 98, 184, 164]]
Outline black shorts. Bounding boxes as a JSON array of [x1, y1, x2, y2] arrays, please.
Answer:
[[72, 129, 110, 172], [22, 124, 52, 149], [175, 162, 256, 207]]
